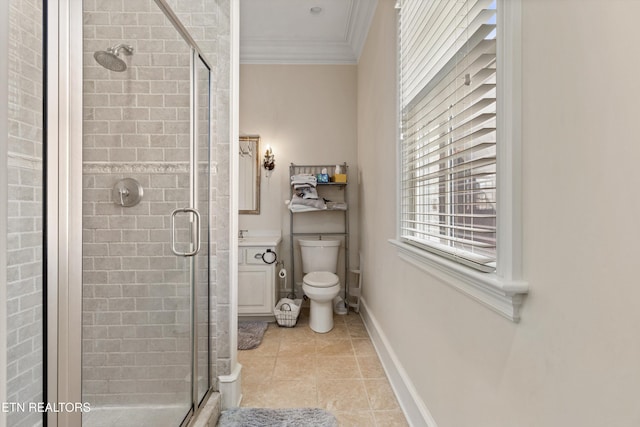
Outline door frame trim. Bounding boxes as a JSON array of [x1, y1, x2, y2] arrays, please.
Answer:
[[46, 0, 84, 425]]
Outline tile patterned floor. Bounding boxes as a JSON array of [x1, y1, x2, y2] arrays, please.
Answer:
[[238, 309, 409, 426]]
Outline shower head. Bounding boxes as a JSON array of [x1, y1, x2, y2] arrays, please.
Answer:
[[93, 44, 134, 72]]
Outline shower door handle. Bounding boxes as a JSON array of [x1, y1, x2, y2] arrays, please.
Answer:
[[170, 207, 201, 257]]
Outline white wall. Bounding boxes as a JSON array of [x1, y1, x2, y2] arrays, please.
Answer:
[[358, 1, 640, 426], [239, 64, 358, 292]]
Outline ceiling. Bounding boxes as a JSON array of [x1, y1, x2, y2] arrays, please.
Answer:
[[239, 0, 379, 64]]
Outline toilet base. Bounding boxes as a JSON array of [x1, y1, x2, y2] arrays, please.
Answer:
[[309, 299, 334, 333]]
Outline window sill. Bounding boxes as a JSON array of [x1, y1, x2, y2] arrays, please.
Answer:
[[389, 239, 528, 322]]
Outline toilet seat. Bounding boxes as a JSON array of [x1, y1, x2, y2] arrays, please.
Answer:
[[303, 271, 339, 288]]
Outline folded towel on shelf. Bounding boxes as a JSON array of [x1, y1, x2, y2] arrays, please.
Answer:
[[288, 195, 326, 212], [294, 186, 319, 200], [289, 204, 323, 213], [291, 174, 317, 187]]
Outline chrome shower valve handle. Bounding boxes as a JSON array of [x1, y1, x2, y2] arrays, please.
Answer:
[[112, 178, 143, 207], [118, 187, 129, 206]]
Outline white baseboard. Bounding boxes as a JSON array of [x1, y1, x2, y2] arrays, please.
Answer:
[[360, 298, 438, 427], [218, 363, 243, 410]]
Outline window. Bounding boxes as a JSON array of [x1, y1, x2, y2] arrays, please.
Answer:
[[399, 0, 498, 272], [392, 0, 528, 321]]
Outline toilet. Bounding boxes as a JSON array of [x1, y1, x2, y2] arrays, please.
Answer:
[[299, 238, 341, 333]]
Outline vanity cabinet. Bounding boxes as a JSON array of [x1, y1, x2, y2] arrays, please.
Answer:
[[238, 240, 280, 318]]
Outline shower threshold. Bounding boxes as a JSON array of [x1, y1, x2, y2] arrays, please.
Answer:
[[82, 404, 187, 427]]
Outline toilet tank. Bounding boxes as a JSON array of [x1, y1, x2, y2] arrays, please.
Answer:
[[299, 238, 340, 273]]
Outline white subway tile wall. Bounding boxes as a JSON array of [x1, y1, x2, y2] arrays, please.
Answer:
[[7, 0, 44, 425], [212, 0, 231, 387]]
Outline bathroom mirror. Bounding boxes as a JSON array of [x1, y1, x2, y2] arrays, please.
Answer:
[[239, 135, 261, 214]]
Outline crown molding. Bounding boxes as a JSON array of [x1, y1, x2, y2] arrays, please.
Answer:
[[240, 0, 378, 64], [347, 0, 378, 62], [240, 40, 357, 64]]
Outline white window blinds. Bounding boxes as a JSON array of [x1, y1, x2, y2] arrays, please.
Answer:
[[399, 0, 497, 272]]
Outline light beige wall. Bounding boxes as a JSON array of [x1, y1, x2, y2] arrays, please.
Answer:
[[239, 64, 358, 293], [358, 1, 640, 426]]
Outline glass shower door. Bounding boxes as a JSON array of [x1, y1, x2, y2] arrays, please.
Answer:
[[81, 1, 207, 425]]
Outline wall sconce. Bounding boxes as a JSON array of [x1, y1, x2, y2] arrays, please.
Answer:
[[263, 146, 275, 171]]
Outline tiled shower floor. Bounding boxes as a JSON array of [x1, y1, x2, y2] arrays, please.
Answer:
[[238, 309, 409, 426], [82, 405, 187, 427]]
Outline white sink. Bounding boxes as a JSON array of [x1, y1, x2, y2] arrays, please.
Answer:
[[237, 232, 281, 247]]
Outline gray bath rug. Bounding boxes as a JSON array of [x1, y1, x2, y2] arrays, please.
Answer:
[[237, 321, 269, 350], [218, 408, 338, 427]]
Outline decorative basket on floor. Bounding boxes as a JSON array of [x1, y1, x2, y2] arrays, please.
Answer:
[[274, 298, 302, 328]]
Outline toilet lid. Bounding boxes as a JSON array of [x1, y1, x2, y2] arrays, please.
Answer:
[[303, 272, 339, 288]]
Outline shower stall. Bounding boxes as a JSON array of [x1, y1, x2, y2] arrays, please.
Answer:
[[4, 0, 233, 424], [79, 0, 220, 425]]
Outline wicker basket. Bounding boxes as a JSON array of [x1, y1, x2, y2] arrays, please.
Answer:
[[274, 298, 302, 328]]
